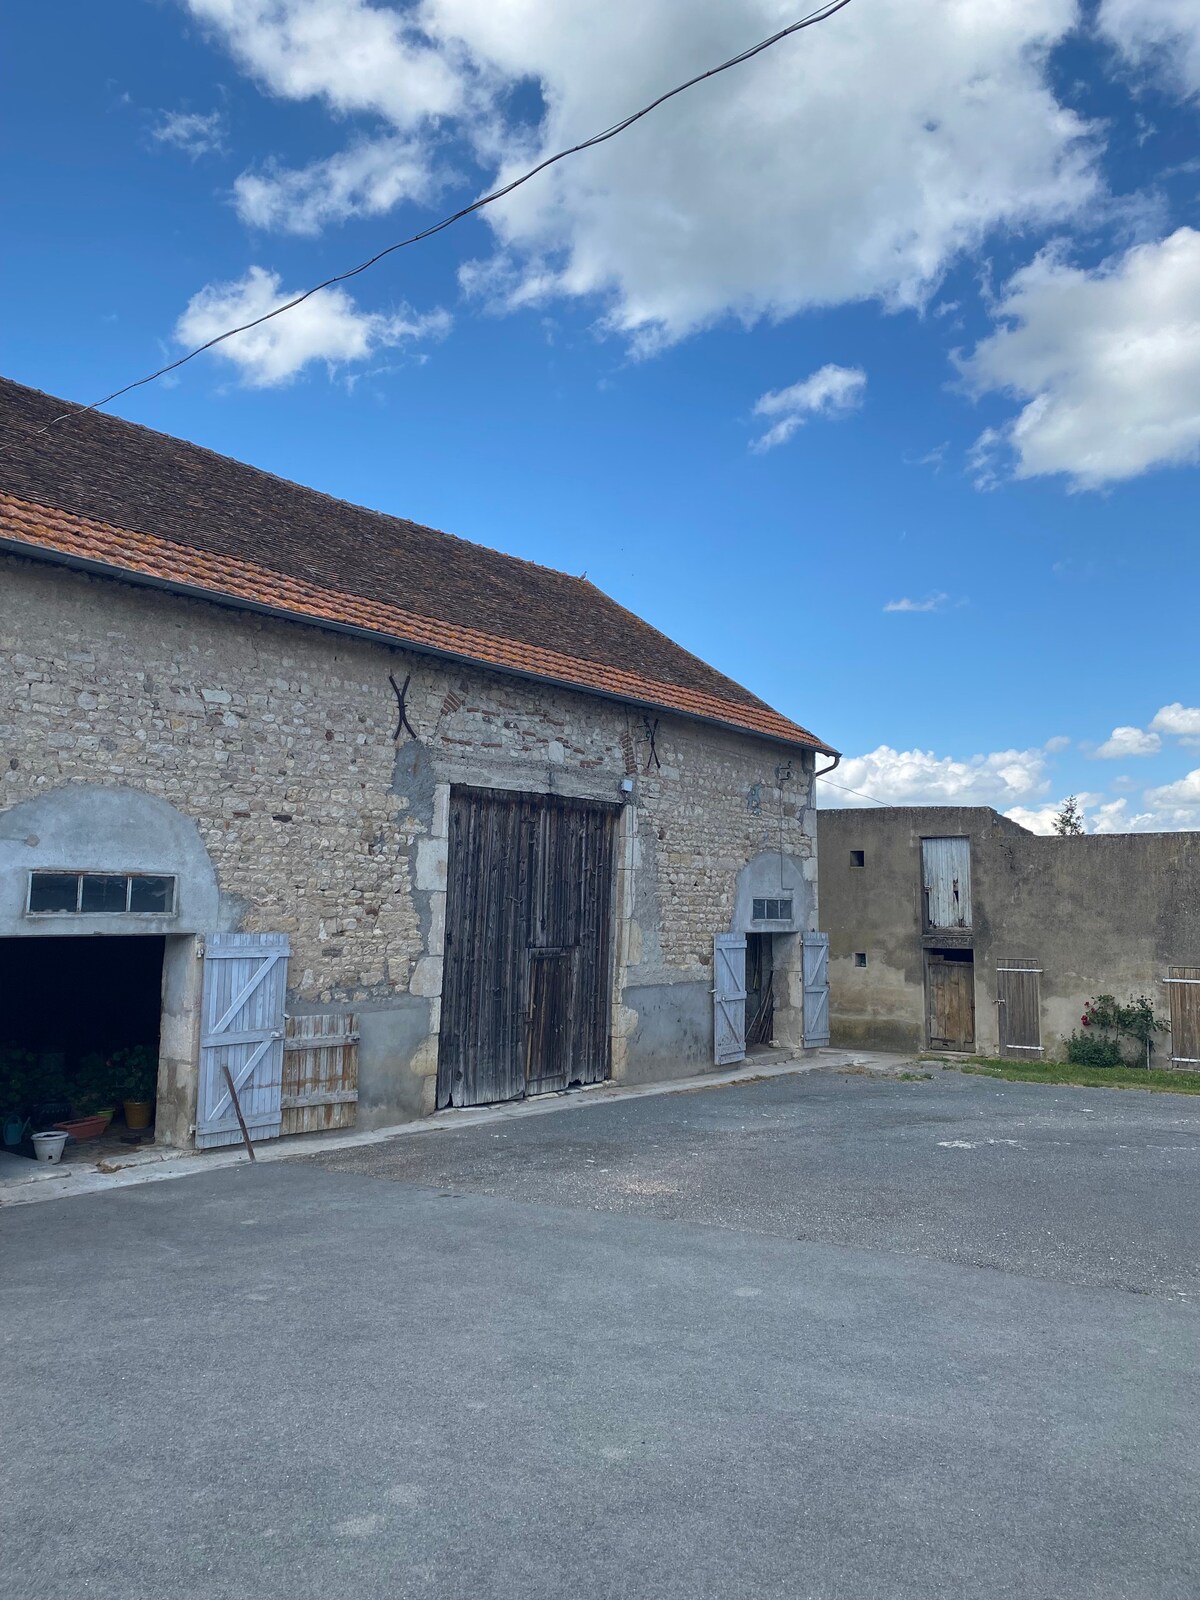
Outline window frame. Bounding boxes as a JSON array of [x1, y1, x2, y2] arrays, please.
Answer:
[[26, 870, 178, 919]]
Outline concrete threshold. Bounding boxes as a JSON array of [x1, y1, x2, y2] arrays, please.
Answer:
[[0, 1047, 906, 1210]]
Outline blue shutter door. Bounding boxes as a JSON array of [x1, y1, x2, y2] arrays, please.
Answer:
[[802, 932, 830, 1047], [197, 932, 290, 1149], [713, 933, 747, 1066]]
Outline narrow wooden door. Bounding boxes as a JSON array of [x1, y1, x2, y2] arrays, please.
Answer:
[[1165, 967, 1200, 1065], [803, 932, 831, 1047], [197, 932, 289, 1149], [714, 933, 747, 1064], [438, 788, 617, 1108], [996, 960, 1042, 1058], [925, 954, 975, 1050]]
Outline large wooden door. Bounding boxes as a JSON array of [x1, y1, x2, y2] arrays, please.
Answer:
[[803, 932, 831, 1047], [1165, 967, 1200, 1066], [925, 952, 975, 1050], [996, 959, 1042, 1058], [438, 788, 617, 1108]]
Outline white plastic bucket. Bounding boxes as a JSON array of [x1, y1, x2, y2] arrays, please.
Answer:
[[32, 1131, 69, 1164]]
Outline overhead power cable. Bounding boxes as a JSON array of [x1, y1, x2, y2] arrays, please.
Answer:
[[816, 775, 890, 806], [44, 0, 853, 429]]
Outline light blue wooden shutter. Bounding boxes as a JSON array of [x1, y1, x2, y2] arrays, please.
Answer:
[[803, 932, 830, 1047], [197, 932, 290, 1149], [713, 933, 747, 1065]]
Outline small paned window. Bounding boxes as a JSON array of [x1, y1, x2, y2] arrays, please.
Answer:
[[850, 850, 865, 868], [27, 871, 177, 917], [854, 952, 868, 968], [751, 896, 793, 923]]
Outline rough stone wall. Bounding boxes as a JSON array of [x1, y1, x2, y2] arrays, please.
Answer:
[[1, 553, 818, 1122]]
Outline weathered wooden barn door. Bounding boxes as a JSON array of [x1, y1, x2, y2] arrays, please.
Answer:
[[197, 932, 289, 1149], [921, 838, 972, 930], [802, 931, 831, 1047], [1164, 967, 1200, 1065], [996, 959, 1042, 1058], [925, 952, 975, 1050], [281, 1013, 359, 1134], [438, 788, 617, 1108], [714, 933, 747, 1064]]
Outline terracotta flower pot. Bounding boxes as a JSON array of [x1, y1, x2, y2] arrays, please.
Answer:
[[54, 1113, 112, 1142], [123, 1100, 153, 1130]]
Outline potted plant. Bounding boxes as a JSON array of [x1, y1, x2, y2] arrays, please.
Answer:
[[114, 1046, 157, 1130], [0, 1047, 34, 1147], [55, 1053, 117, 1142]]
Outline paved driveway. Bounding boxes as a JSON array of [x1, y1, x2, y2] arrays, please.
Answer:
[[3, 1065, 1198, 1599]]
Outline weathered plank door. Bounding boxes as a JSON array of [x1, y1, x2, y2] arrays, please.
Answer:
[[714, 933, 747, 1065], [803, 931, 831, 1047], [996, 959, 1042, 1058], [281, 1013, 359, 1134], [921, 837, 972, 930], [197, 932, 289, 1149], [1164, 967, 1200, 1065], [926, 954, 975, 1050], [439, 788, 618, 1108]]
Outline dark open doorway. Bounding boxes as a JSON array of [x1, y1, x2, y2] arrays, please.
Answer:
[[0, 937, 164, 1154], [746, 933, 775, 1049]]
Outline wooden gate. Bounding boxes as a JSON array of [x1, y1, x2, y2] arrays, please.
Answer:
[[803, 932, 830, 1047], [996, 959, 1042, 1058], [714, 933, 747, 1065], [438, 788, 618, 1108], [1164, 967, 1200, 1065], [926, 952, 975, 1050], [197, 932, 289, 1149], [282, 1013, 359, 1134]]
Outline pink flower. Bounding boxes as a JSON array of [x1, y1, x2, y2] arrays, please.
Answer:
[[1081, 1015, 1090, 1027]]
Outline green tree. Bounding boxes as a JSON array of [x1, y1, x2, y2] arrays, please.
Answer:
[[1052, 795, 1084, 836]]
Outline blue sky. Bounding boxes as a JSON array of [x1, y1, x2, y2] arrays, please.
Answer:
[[3, 0, 1199, 830]]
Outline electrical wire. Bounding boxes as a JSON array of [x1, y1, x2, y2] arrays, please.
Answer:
[[816, 775, 890, 806], [43, 0, 853, 429]]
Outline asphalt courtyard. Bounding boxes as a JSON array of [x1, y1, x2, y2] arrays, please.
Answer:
[[3, 1062, 1198, 1600]]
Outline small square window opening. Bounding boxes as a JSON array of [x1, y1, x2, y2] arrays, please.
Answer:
[[854, 952, 868, 968], [850, 850, 865, 868]]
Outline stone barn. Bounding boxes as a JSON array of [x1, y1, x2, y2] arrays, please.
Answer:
[[0, 378, 837, 1156]]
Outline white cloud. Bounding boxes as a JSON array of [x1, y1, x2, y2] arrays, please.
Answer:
[[961, 228, 1200, 489], [1093, 725, 1162, 759], [882, 593, 948, 614], [1140, 769, 1200, 828], [1098, 0, 1200, 100], [234, 137, 439, 234], [750, 364, 865, 452], [174, 265, 450, 387], [150, 108, 228, 158], [181, 0, 1099, 345], [182, 0, 465, 127], [1150, 703, 1200, 748], [824, 744, 1050, 809], [1044, 734, 1072, 752]]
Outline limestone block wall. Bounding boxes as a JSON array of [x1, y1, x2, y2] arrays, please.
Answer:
[[1, 553, 818, 1127]]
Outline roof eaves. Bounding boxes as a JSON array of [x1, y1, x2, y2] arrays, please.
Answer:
[[0, 511, 836, 756]]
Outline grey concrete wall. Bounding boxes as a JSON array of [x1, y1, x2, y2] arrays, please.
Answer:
[[818, 806, 1200, 1062]]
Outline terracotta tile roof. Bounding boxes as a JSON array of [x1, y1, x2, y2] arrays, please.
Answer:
[[0, 379, 835, 754]]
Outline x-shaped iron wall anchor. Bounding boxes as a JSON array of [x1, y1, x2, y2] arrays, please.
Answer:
[[642, 716, 662, 771], [389, 673, 417, 741]]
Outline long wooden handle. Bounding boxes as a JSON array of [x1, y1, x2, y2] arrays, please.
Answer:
[[222, 1063, 257, 1162]]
